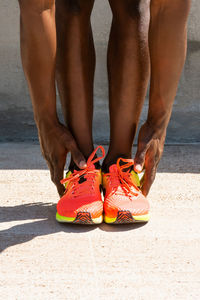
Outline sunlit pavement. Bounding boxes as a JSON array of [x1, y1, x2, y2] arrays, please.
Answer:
[[0, 144, 200, 300]]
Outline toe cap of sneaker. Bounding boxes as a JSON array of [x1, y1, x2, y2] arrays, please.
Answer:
[[104, 193, 149, 218], [57, 196, 103, 219]]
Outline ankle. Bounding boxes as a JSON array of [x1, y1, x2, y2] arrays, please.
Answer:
[[69, 161, 101, 172], [102, 153, 132, 173], [69, 148, 101, 171]]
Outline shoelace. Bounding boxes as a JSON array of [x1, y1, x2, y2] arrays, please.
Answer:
[[61, 146, 105, 197], [107, 158, 140, 197]]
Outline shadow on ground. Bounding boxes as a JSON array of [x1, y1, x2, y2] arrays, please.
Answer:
[[0, 202, 145, 253]]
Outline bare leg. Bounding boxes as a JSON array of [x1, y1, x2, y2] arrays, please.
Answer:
[[56, 0, 95, 165], [103, 0, 150, 169]]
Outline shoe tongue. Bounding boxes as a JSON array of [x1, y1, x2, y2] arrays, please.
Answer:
[[70, 163, 96, 184], [130, 171, 141, 188], [108, 164, 140, 188], [70, 163, 96, 173], [87, 164, 96, 171], [108, 164, 141, 188], [109, 163, 132, 173], [109, 164, 118, 173]]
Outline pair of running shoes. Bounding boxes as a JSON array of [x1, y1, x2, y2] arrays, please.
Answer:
[[56, 146, 150, 225]]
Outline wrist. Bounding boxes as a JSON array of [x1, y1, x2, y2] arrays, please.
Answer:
[[35, 111, 59, 130], [144, 118, 167, 140], [146, 111, 170, 132]]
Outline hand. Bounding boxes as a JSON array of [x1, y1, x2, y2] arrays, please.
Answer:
[[134, 121, 166, 196], [37, 119, 87, 196]]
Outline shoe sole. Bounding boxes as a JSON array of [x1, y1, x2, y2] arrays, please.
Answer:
[[104, 210, 150, 224], [56, 212, 103, 225]]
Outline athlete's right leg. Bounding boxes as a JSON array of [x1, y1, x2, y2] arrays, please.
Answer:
[[56, 0, 96, 166]]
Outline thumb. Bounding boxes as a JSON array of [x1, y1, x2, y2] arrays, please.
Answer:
[[141, 163, 157, 197], [134, 143, 148, 173], [68, 141, 87, 169], [53, 162, 65, 196]]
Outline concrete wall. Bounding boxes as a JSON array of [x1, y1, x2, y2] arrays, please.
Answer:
[[0, 0, 199, 143]]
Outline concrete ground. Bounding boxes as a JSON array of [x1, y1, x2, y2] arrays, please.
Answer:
[[0, 143, 200, 300]]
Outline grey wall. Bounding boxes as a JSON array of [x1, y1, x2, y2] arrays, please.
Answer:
[[0, 0, 199, 143]]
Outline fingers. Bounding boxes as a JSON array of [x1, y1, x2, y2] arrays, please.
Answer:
[[47, 156, 65, 196], [46, 159, 54, 182], [57, 184, 65, 197], [59, 126, 87, 169], [134, 142, 148, 173], [53, 160, 65, 196], [140, 143, 158, 196], [134, 122, 166, 195], [141, 164, 157, 196], [65, 139, 87, 169], [134, 122, 153, 173]]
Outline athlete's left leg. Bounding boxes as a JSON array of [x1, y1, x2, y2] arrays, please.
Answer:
[[56, 0, 95, 165], [103, 0, 150, 169]]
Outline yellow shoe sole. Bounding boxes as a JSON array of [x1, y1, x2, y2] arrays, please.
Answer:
[[104, 211, 150, 224], [56, 212, 103, 225]]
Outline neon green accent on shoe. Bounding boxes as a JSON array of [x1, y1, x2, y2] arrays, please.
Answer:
[[64, 171, 72, 189], [134, 214, 150, 222], [130, 170, 141, 187], [56, 213, 75, 223], [104, 213, 150, 224], [56, 213, 103, 224], [104, 215, 116, 224]]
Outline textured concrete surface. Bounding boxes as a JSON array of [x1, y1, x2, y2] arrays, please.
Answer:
[[0, 0, 200, 143], [0, 144, 200, 299]]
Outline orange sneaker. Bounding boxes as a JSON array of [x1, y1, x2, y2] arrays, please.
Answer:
[[103, 158, 150, 224], [56, 146, 105, 225]]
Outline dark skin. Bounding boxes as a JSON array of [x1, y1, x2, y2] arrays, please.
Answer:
[[19, 0, 191, 196], [55, 0, 151, 175], [102, 0, 150, 167], [134, 0, 191, 195], [56, 0, 95, 165], [18, 0, 87, 196]]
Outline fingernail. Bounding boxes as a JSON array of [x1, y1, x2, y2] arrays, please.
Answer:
[[135, 164, 142, 172], [79, 161, 87, 168]]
